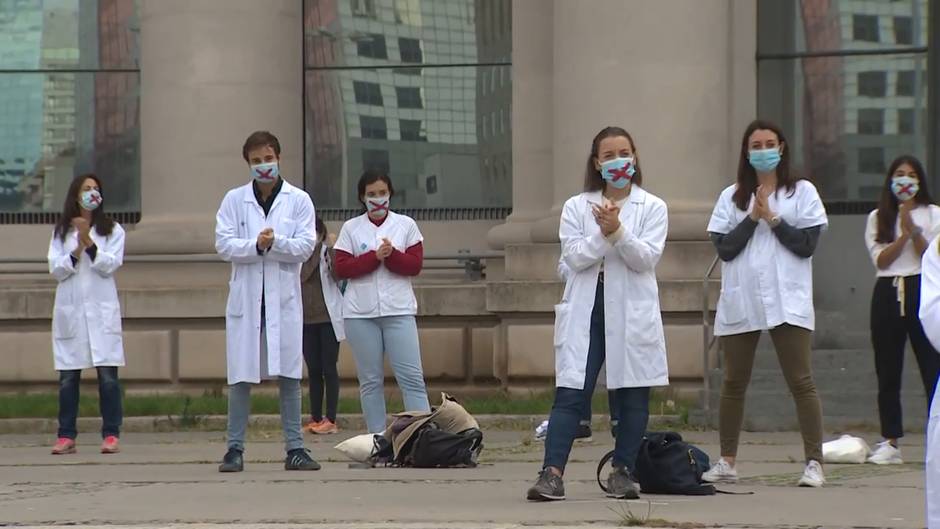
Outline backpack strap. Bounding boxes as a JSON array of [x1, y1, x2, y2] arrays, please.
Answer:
[[596, 449, 615, 493]]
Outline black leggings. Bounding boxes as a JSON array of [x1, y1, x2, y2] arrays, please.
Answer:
[[871, 275, 940, 439], [303, 322, 340, 422]]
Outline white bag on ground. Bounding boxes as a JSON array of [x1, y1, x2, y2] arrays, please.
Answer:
[[334, 433, 382, 463], [823, 435, 871, 464]]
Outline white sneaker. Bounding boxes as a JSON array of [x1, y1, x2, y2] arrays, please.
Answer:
[[798, 460, 825, 488], [702, 458, 738, 483], [867, 441, 903, 465]]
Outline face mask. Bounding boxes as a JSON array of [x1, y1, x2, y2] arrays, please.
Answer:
[[79, 189, 102, 211], [891, 175, 919, 202], [748, 148, 781, 173], [250, 161, 279, 183], [600, 157, 636, 189], [367, 196, 390, 218]]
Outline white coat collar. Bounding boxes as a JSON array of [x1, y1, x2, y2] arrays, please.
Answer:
[[240, 178, 296, 202], [585, 185, 647, 206]]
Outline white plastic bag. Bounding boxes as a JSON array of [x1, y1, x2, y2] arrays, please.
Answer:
[[334, 433, 382, 463], [823, 435, 871, 464], [534, 420, 549, 441]]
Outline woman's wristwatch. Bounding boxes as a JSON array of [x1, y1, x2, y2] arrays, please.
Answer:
[[769, 215, 782, 228]]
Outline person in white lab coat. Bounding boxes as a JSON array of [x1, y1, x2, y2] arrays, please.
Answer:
[[702, 119, 829, 488], [916, 236, 940, 529], [527, 126, 669, 502], [865, 155, 940, 465], [333, 170, 431, 434], [301, 215, 345, 435], [47, 173, 125, 456], [214, 131, 319, 472]]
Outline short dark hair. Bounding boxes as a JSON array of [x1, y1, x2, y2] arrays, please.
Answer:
[[242, 131, 281, 162], [584, 126, 643, 191], [357, 169, 395, 207]]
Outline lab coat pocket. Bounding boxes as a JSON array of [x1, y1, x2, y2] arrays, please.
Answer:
[[553, 303, 571, 347], [783, 281, 813, 318], [52, 305, 76, 339], [627, 302, 663, 347], [226, 280, 244, 318], [717, 287, 747, 326], [101, 302, 123, 334]]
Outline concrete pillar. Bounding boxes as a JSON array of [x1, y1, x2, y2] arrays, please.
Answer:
[[132, 0, 303, 253], [497, 0, 757, 247]]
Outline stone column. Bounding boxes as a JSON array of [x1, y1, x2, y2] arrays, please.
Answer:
[[132, 0, 303, 253]]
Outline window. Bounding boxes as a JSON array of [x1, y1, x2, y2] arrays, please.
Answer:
[[400, 119, 427, 142], [859, 147, 886, 174], [357, 34, 388, 59], [360, 116, 388, 139], [898, 108, 915, 134], [893, 16, 913, 45], [351, 0, 376, 18], [857, 109, 884, 135], [897, 70, 915, 96], [858, 71, 887, 97], [353, 81, 384, 106], [853, 14, 880, 43], [396, 86, 423, 109], [399, 38, 423, 64]]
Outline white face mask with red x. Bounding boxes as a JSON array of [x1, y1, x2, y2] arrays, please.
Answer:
[[367, 196, 390, 219], [891, 175, 919, 202]]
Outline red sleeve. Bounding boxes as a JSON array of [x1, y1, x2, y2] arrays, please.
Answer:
[[385, 242, 423, 277], [334, 249, 381, 279]]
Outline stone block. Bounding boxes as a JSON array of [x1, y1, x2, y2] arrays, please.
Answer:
[[486, 281, 564, 313], [507, 323, 554, 378], [121, 331, 173, 381], [0, 331, 56, 382], [472, 327, 495, 377], [123, 287, 226, 319], [663, 323, 710, 379], [416, 285, 488, 316], [178, 329, 227, 380], [505, 244, 561, 281], [0, 290, 29, 320]]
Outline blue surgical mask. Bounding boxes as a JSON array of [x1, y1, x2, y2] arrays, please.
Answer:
[[250, 161, 279, 183], [600, 157, 636, 189], [79, 189, 102, 211], [367, 196, 390, 219], [891, 175, 919, 202], [748, 148, 782, 173]]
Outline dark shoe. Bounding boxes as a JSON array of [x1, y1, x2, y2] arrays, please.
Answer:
[[285, 448, 321, 471], [606, 466, 640, 499], [575, 424, 593, 442], [526, 469, 566, 501], [218, 448, 244, 473]]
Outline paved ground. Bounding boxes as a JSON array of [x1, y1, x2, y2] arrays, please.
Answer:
[[0, 428, 928, 528]]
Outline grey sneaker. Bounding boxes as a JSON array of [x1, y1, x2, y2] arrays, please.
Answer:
[[606, 466, 640, 499], [218, 448, 244, 473], [285, 448, 321, 471], [526, 469, 566, 501]]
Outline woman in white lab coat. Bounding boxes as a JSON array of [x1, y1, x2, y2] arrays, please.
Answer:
[[47, 173, 126, 455], [865, 155, 940, 465], [527, 126, 669, 502], [703, 120, 828, 488], [916, 236, 940, 529]]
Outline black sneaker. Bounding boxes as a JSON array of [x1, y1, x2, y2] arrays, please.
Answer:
[[606, 466, 640, 499], [575, 424, 593, 442], [285, 448, 321, 471], [526, 469, 566, 501], [218, 448, 244, 473]]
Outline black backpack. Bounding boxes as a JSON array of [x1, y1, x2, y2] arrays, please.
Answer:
[[401, 424, 484, 468], [597, 431, 715, 496]]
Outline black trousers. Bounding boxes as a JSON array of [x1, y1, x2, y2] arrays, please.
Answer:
[[302, 322, 340, 422], [871, 275, 940, 439]]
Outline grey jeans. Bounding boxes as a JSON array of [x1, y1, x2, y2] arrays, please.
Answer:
[[226, 377, 304, 453]]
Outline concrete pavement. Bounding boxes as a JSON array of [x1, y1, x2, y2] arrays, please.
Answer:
[[0, 429, 928, 528]]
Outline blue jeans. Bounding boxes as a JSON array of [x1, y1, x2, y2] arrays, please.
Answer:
[[345, 316, 430, 433], [226, 377, 304, 452], [544, 281, 651, 473], [57, 367, 123, 439]]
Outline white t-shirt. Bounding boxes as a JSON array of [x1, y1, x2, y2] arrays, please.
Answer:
[[865, 204, 940, 277]]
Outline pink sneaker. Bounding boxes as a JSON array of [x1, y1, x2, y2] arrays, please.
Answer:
[[100, 436, 120, 454], [312, 419, 339, 435], [51, 437, 76, 455], [304, 419, 323, 434]]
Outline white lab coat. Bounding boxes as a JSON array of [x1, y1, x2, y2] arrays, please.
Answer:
[[917, 235, 940, 529], [318, 243, 346, 341], [555, 187, 670, 390], [215, 179, 316, 385], [707, 180, 828, 336], [47, 223, 126, 370], [334, 211, 423, 319]]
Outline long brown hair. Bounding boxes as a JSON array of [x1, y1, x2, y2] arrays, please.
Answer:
[[875, 155, 933, 243], [732, 119, 802, 211], [54, 173, 115, 242], [583, 126, 643, 192]]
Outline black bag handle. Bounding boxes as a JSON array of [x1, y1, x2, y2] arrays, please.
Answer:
[[596, 449, 615, 493]]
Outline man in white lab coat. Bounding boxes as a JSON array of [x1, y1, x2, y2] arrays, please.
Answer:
[[215, 131, 318, 472], [917, 236, 940, 528]]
